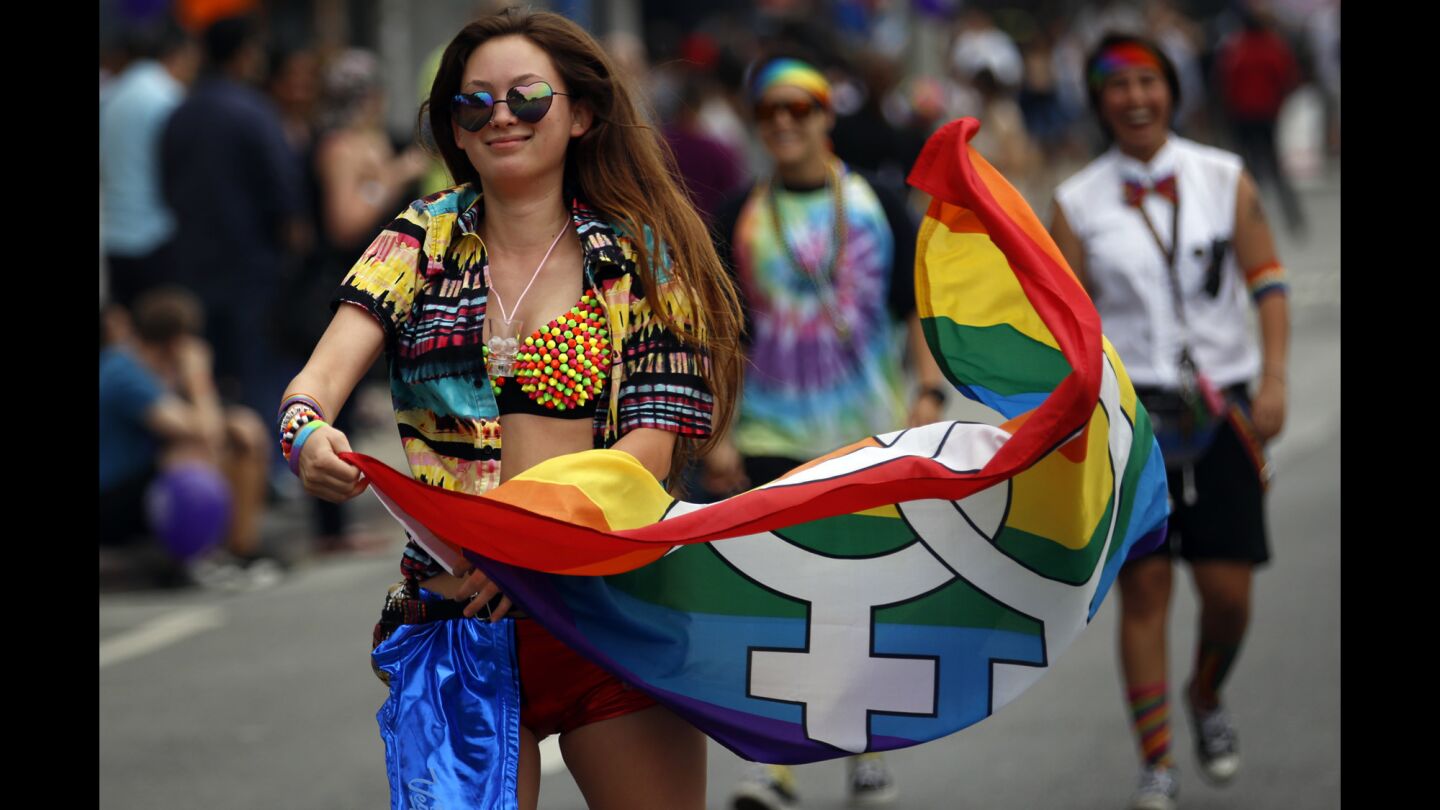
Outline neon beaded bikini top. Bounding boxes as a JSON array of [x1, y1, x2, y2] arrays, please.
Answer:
[[483, 288, 613, 419]]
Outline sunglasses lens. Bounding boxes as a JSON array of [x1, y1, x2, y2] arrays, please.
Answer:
[[508, 82, 555, 124], [452, 93, 495, 131], [756, 100, 815, 122]]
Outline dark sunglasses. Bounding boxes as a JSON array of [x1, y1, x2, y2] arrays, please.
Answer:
[[754, 99, 820, 123], [451, 81, 570, 131]]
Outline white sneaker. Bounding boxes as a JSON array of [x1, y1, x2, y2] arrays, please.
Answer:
[[1129, 765, 1179, 810], [848, 753, 898, 806], [731, 763, 798, 810], [1188, 701, 1240, 785]]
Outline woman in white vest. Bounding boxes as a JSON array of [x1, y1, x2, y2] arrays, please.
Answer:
[[1049, 33, 1289, 810]]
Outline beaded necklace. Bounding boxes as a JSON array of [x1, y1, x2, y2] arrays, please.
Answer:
[[764, 158, 850, 340]]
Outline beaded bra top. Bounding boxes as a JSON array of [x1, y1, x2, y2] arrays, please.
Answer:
[[482, 288, 613, 418]]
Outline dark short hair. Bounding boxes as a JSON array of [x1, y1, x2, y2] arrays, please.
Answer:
[[202, 14, 259, 71], [132, 286, 205, 345], [121, 14, 190, 62], [1084, 33, 1181, 137]]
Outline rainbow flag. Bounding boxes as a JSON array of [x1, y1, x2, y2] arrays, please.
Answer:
[[349, 118, 1169, 764]]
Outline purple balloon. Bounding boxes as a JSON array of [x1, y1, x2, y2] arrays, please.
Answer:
[[146, 463, 233, 561]]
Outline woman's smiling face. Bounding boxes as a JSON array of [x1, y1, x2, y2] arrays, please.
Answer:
[[1098, 65, 1172, 158], [452, 35, 591, 186], [755, 85, 832, 170]]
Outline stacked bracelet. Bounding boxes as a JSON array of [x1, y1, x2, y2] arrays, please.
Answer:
[[278, 393, 328, 473], [287, 419, 329, 476], [277, 394, 325, 432], [280, 407, 323, 460]]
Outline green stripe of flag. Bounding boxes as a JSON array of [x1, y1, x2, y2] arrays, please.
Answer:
[[921, 316, 1072, 396]]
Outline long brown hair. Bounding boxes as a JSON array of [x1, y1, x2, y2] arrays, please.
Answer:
[[422, 8, 744, 481]]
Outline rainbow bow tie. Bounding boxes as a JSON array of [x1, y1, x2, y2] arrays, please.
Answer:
[[1123, 174, 1178, 207]]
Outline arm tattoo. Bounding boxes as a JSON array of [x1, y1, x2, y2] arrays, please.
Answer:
[[1250, 196, 1268, 223]]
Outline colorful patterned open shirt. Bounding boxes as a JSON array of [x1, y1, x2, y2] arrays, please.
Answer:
[[332, 185, 713, 581]]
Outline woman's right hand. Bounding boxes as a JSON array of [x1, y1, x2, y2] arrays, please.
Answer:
[[298, 424, 370, 503]]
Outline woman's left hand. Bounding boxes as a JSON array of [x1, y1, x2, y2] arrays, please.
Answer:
[[1251, 378, 1286, 443], [454, 567, 514, 622]]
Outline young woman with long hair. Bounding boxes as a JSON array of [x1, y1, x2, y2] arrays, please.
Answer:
[[277, 9, 743, 808]]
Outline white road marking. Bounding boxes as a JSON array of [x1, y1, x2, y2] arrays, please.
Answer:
[[99, 606, 225, 669], [539, 733, 566, 775]]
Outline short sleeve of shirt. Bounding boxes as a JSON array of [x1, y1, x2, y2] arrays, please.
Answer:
[[99, 348, 167, 490], [614, 279, 716, 439], [100, 348, 166, 424], [330, 204, 429, 342]]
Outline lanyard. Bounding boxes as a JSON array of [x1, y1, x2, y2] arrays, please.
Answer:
[[1132, 190, 1188, 331]]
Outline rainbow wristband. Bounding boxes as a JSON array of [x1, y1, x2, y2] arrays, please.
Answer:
[[1243, 261, 1288, 303], [287, 419, 329, 476]]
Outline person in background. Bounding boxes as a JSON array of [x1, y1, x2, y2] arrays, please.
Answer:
[[1215, 8, 1306, 236], [100, 15, 199, 308], [707, 54, 947, 810], [267, 43, 321, 157], [1049, 34, 1289, 810], [303, 48, 428, 553], [829, 50, 926, 203], [663, 67, 748, 228], [100, 287, 281, 590], [314, 49, 430, 255], [1306, 0, 1341, 156], [964, 66, 1042, 205], [161, 13, 306, 420]]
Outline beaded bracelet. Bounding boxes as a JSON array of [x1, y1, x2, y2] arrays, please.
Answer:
[[287, 419, 329, 476], [280, 407, 324, 464]]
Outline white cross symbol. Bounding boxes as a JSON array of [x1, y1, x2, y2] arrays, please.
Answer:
[[702, 481, 1009, 753]]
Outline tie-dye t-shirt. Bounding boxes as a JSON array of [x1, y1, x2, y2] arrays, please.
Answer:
[[717, 167, 917, 461], [332, 184, 714, 581]]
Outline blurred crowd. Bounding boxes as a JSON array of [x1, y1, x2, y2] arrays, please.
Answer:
[[98, 0, 1339, 590]]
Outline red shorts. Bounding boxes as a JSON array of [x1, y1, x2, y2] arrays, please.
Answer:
[[514, 618, 657, 739]]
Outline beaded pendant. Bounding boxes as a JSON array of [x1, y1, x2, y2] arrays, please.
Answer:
[[484, 291, 612, 411]]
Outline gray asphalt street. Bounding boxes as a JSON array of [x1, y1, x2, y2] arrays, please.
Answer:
[[99, 171, 1339, 810]]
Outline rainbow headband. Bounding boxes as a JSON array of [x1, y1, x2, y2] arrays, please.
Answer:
[[750, 58, 831, 109], [1089, 42, 1164, 90]]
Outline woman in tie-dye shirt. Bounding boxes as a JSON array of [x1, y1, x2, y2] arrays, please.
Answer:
[[704, 54, 946, 810]]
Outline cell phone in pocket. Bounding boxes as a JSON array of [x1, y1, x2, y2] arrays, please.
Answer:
[[1203, 237, 1231, 297]]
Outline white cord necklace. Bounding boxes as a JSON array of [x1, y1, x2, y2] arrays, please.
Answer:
[[483, 223, 570, 378]]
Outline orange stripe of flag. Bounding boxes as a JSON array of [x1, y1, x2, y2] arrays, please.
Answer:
[[966, 146, 1079, 286]]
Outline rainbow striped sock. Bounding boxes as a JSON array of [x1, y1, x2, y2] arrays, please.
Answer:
[[1128, 683, 1174, 769], [1191, 640, 1241, 711]]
